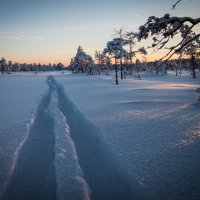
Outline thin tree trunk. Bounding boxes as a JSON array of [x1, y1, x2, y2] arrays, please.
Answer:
[[130, 42, 133, 73], [120, 58, 123, 79], [192, 54, 196, 79], [119, 29, 123, 79], [98, 53, 101, 75], [115, 57, 118, 85], [175, 66, 178, 76]]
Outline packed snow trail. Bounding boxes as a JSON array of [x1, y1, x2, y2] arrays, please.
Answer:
[[47, 77, 91, 200]]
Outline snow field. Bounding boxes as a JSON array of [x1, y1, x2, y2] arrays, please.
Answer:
[[0, 72, 200, 200]]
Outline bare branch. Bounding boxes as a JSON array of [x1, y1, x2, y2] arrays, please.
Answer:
[[172, 0, 182, 10], [172, 0, 192, 10], [178, 33, 200, 51]]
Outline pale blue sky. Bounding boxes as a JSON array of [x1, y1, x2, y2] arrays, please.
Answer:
[[0, 0, 200, 65]]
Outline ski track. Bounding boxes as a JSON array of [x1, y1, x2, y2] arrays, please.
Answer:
[[1, 76, 144, 200], [47, 85, 91, 200]]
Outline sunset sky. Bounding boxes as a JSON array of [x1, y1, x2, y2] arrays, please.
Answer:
[[0, 0, 200, 66]]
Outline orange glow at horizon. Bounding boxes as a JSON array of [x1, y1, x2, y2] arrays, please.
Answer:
[[4, 48, 180, 66], [2, 53, 73, 66]]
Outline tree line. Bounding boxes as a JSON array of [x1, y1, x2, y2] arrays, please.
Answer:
[[68, 0, 200, 83], [0, 58, 65, 75]]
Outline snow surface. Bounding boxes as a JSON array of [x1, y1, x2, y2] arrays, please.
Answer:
[[0, 73, 48, 196], [0, 71, 200, 200]]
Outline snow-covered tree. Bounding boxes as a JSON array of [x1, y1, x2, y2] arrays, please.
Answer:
[[103, 38, 127, 84], [124, 32, 137, 72], [71, 46, 93, 73], [12, 62, 20, 72], [123, 31, 148, 74], [172, 57, 183, 76], [86, 60, 96, 75], [56, 62, 64, 71], [95, 50, 100, 66], [178, 31, 200, 78], [95, 50, 102, 74], [137, 6, 200, 68], [95, 51, 111, 73], [114, 27, 127, 79], [7, 61, 12, 74], [68, 58, 74, 71], [0, 57, 6, 75]]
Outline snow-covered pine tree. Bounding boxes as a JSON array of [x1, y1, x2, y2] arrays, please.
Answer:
[[71, 46, 93, 74]]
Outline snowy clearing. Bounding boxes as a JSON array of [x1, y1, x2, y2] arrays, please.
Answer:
[[0, 71, 200, 200]]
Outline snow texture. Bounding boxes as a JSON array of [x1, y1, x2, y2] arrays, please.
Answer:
[[0, 71, 200, 200]]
